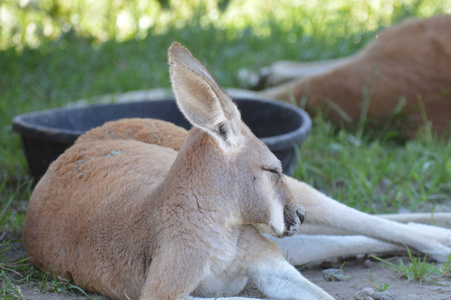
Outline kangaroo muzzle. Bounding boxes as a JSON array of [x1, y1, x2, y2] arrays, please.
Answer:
[[283, 204, 305, 237]]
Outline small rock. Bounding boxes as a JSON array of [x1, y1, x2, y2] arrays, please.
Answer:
[[373, 290, 396, 300], [354, 287, 375, 300], [365, 297, 374, 300], [363, 259, 373, 269], [322, 268, 344, 281]]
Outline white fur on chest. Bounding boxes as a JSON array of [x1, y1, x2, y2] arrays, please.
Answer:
[[192, 227, 248, 297]]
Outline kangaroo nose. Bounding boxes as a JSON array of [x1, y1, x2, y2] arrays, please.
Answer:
[[296, 208, 305, 224]]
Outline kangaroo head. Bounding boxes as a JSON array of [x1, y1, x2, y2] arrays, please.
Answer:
[[168, 42, 305, 237]]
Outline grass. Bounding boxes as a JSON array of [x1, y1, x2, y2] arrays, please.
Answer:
[[294, 114, 451, 212], [0, 0, 450, 297], [0, 248, 101, 299], [442, 253, 451, 277], [40, 268, 92, 297], [372, 249, 451, 284], [363, 270, 390, 292]]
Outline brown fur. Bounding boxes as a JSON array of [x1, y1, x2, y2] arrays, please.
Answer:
[[262, 15, 451, 137], [76, 118, 188, 151]]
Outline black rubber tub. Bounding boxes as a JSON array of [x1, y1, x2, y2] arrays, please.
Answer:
[[12, 98, 311, 179]]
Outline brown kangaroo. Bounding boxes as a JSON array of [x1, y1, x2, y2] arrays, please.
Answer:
[[260, 15, 451, 137], [23, 43, 334, 300]]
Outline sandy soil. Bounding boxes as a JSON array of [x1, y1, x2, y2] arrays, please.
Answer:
[[300, 257, 451, 300]]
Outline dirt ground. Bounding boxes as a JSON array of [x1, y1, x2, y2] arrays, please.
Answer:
[[8, 249, 451, 300], [239, 255, 451, 300], [300, 257, 451, 300]]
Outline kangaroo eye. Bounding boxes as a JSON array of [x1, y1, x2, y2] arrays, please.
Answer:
[[263, 167, 280, 176]]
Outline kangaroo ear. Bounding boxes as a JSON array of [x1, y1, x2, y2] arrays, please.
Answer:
[[168, 42, 242, 148]]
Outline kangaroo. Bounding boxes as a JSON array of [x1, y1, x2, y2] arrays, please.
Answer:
[[259, 15, 451, 137], [23, 43, 334, 300]]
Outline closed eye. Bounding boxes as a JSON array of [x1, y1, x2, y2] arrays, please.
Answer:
[[263, 167, 281, 176]]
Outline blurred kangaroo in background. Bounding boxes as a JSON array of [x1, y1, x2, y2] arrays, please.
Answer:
[[259, 15, 451, 137]]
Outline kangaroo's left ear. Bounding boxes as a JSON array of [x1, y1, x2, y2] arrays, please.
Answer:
[[168, 42, 242, 149]]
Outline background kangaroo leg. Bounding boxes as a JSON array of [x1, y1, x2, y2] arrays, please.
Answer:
[[300, 212, 451, 236], [285, 176, 451, 262], [271, 234, 405, 266]]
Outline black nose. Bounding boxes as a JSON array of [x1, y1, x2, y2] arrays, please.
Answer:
[[296, 208, 305, 224]]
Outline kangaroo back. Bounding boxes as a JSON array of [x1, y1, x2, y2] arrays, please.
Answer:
[[262, 15, 451, 137]]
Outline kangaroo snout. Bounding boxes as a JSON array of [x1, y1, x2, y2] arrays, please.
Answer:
[[283, 203, 305, 236]]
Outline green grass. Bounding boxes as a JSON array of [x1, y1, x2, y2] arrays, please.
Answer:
[[2, 0, 448, 51], [442, 252, 451, 277], [0, 0, 450, 297], [363, 270, 390, 292], [372, 249, 451, 284], [294, 114, 451, 213]]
